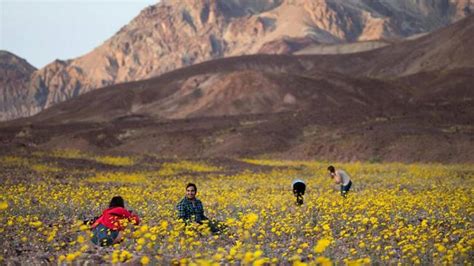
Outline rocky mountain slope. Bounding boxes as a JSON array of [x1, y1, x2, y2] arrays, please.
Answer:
[[0, 51, 37, 121], [1, 0, 472, 121], [2, 15, 473, 163]]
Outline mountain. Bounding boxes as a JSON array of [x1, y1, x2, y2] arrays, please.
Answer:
[[342, 12, 474, 77], [2, 15, 473, 163], [0, 51, 37, 121], [1, 0, 472, 121]]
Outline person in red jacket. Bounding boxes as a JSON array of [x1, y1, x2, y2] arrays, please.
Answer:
[[91, 196, 140, 246]]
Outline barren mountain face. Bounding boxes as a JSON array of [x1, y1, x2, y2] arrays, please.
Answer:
[[1, 0, 472, 121], [1, 13, 473, 162], [0, 51, 37, 121]]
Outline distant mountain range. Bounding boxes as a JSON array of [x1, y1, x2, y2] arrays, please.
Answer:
[[1, 14, 473, 163], [1, 0, 472, 121]]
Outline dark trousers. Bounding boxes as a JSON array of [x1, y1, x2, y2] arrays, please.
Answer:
[[340, 180, 352, 197], [91, 224, 119, 246]]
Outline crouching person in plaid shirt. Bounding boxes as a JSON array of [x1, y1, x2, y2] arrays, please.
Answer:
[[176, 183, 208, 224], [176, 183, 225, 234]]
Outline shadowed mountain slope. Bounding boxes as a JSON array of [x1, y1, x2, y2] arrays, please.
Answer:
[[0, 51, 37, 121], [1, 15, 473, 163], [353, 14, 474, 77], [11, 15, 473, 124], [1, 0, 472, 121]]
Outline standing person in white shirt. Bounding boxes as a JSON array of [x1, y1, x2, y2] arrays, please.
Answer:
[[327, 165, 352, 197]]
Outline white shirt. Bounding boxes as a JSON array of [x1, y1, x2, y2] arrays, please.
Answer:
[[337, 170, 351, 186], [292, 179, 305, 187]]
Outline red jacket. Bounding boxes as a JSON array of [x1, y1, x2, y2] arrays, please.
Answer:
[[92, 207, 140, 231]]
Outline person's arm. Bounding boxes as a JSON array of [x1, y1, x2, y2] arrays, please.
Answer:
[[198, 201, 208, 221], [334, 172, 342, 184], [89, 215, 102, 228], [112, 208, 140, 225], [128, 211, 140, 225], [83, 215, 100, 226]]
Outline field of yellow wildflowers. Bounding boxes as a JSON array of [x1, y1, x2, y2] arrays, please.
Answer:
[[0, 150, 473, 265]]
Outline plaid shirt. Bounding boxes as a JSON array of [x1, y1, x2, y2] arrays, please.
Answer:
[[176, 197, 207, 224]]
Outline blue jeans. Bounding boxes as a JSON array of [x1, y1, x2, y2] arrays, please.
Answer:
[[91, 224, 119, 246], [340, 180, 352, 197]]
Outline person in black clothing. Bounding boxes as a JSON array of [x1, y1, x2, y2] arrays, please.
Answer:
[[292, 179, 306, 205]]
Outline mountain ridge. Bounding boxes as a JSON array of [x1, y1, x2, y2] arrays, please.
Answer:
[[0, 51, 37, 121], [1, 0, 472, 121], [1, 15, 473, 163]]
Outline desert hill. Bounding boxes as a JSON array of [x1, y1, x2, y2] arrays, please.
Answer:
[[1, 0, 472, 121], [1, 15, 473, 163]]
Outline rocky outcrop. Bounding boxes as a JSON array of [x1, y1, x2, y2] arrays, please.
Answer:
[[0, 51, 36, 121], [1, 0, 472, 121]]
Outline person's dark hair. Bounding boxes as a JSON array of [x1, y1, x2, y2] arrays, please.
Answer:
[[109, 196, 125, 208], [186, 183, 197, 191], [293, 182, 306, 196], [327, 165, 335, 173]]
